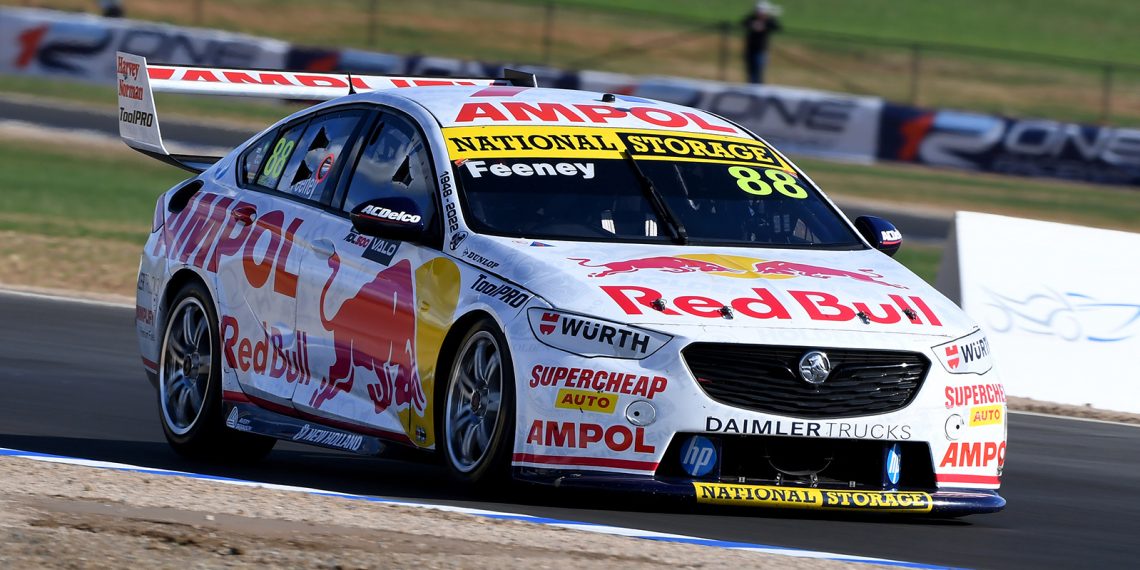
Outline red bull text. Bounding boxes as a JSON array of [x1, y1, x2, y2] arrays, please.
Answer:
[[601, 285, 942, 326], [221, 317, 313, 384]]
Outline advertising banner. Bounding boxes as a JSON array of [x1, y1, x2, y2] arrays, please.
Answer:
[[937, 212, 1140, 413], [0, 7, 287, 84], [696, 82, 883, 163], [578, 74, 883, 163], [878, 103, 1140, 187]]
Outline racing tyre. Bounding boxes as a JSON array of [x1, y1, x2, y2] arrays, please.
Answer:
[[441, 319, 516, 486], [158, 281, 275, 461]]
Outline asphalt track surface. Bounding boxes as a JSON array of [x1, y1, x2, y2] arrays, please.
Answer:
[[0, 96, 951, 242], [1, 290, 1138, 569]]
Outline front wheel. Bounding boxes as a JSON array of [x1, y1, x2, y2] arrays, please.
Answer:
[[441, 319, 516, 485], [158, 280, 275, 461]]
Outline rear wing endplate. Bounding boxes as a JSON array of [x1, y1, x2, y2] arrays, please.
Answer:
[[115, 51, 538, 173]]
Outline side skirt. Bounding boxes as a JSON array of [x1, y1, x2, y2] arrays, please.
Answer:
[[223, 402, 386, 456]]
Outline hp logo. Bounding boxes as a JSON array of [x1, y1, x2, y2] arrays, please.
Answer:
[[679, 435, 718, 477]]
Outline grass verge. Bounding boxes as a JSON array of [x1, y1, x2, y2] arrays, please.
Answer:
[[891, 243, 941, 286], [0, 75, 300, 128]]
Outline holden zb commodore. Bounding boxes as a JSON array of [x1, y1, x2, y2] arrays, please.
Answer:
[[120, 51, 1005, 516]]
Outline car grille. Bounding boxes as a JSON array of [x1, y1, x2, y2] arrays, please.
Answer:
[[683, 343, 929, 418]]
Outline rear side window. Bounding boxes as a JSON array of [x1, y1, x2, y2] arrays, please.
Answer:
[[343, 113, 434, 223], [275, 110, 367, 202], [239, 130, 275, 185], [256, 122, 307, 189]]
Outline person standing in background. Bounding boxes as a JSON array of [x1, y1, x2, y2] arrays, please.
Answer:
[[742, 1, 782, 84], [99, 0, 125, 18]]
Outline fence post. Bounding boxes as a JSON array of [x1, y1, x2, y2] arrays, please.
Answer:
[[908, 44, 921, 105], [368, 0, 378, 48], [542, 1, 556, 64], [718, 21, 730, 81], [1100, 65, 1113, 124]]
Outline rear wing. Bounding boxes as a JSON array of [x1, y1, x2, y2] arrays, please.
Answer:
[[116, 52, 538, 173]]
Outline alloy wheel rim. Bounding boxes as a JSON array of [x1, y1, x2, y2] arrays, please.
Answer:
[[159, 297, 212, 436], [445, 331, 503, 473]]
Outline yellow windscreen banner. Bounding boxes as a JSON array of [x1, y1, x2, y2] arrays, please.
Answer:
[[692, 483, 934, 512], [442, 126, 792, 170]]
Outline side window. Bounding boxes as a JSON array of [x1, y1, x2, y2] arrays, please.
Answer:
[[239, 129, 275, 186], [275, 110, 366, 202], [256, 121, 307, 189], [343, 113, 435, 225]]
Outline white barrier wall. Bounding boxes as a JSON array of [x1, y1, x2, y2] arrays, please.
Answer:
[[0, 7, 287, 84], [937, 212, 1140, 413]]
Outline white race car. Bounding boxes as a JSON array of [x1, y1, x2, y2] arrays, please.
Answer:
[[122, 52, 1005, 516]]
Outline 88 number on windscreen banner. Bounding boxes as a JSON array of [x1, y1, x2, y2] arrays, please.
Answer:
[[728, 166, 808, 199]]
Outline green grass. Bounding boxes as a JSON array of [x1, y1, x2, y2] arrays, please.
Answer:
[[0, 140, 186, 243], [540, 0, 1140, 66], [892, 243, 941, 286]]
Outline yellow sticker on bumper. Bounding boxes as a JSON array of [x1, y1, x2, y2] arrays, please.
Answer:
[[968, 404, 1004, 426], [554, 388, 618, 414], [693, 483, 933, 513]]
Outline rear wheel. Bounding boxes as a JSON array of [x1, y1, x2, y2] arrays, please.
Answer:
[[441, 319, 515, 485], [158, 280, 275, 461]]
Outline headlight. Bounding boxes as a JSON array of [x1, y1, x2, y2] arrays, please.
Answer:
[[527, 308, 671, 359]]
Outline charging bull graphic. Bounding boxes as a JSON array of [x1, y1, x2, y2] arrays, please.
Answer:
[[310, 255, 427, 414], [750, 261, 904, 289], [569, 256, 743, 278], [571, 255, 904, 288]]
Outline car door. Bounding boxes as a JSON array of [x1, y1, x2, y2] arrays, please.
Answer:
[[292, 108, 457, 448], [219, 109, 368, 408]]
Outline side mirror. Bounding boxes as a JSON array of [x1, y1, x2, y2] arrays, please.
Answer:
[[854, 215, 902, 257], [350, 197, 427, 243]]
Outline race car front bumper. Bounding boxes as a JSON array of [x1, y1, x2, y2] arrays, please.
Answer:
[[515, 469, 1005, 516]]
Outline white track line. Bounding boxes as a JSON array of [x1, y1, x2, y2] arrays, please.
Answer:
[[0, 287, 133, 309]]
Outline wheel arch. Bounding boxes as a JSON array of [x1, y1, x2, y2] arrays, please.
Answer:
[[432, 309, 504, 444], [161, 267, 213, 313], [433, 309, 498, 398]]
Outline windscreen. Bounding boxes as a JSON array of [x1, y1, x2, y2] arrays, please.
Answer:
[[446, 126, 862, 248]]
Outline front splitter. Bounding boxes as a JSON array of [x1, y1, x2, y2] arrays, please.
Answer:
[[516, 469, 1005, 516]]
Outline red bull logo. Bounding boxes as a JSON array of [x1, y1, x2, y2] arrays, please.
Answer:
[[570, 254, 904, 289], [570, 256, 743, 278], [750, 261, 903, 289], [310, 255, 426, 415]]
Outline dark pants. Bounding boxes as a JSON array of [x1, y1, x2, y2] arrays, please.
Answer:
[[745, 51, 768, 84]]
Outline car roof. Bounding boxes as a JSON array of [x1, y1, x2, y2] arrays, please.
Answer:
[[339, 85, 748, 137]]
